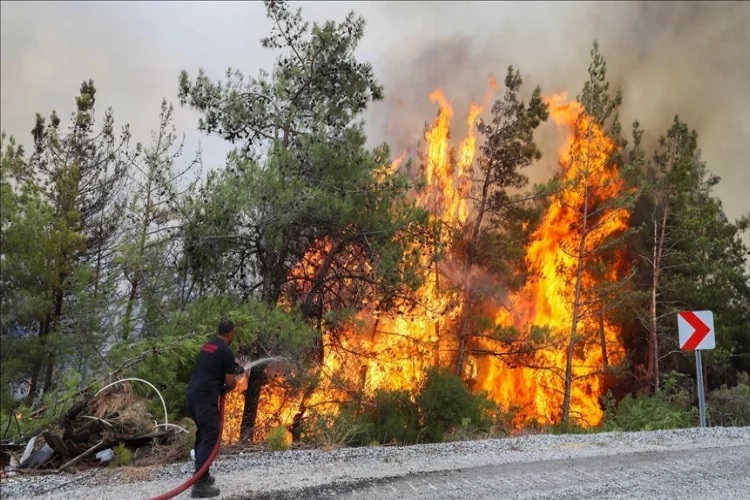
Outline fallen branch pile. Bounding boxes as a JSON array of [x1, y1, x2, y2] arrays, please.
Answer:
[[1, 382, 191, 474]]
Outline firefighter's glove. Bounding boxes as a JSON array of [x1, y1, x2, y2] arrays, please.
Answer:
[[234, 362, 245, 376]]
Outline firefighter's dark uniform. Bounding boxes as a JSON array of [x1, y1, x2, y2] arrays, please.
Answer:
[[186, 337, 235, 494]]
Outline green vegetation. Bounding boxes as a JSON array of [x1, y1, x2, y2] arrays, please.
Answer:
[[112, 442, 133, 467], [300, 369, 517, 447], [1, 0, 748, 452], [707, 376, 750, 427], [266, 426, 290, 452], [356, 389, 421, 446], [601, 373, 698, 432]]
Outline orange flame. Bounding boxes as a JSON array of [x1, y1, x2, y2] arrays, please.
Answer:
[[485, 92, 628, 425], [222, 372, 249, 445], [224, 83, 630, 444]]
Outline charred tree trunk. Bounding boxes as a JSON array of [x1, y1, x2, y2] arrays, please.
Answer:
[[291, 405, 305, 443], [562, 191, 588, 424], [290, 380, 320, 443], [241, 361, 268, 438], [454, 264, 473, 377]]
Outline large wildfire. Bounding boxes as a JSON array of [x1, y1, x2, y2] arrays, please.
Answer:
[[221, 81, 630, 445]]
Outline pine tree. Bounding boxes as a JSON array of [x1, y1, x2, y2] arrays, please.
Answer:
[[0, 133, 54, 409], [559, 41, 642, 424], [20, 81, 131, 401], [453, 66, 550, 377], [638, 117, 698, 392], [177, 0, 431, 434], [119, 99, 201, 341], [656, 146, 750, 385]]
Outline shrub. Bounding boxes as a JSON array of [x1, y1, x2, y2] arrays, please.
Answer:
[[358, 389, 421, 446], [301, 406, 364, 450], [178, 417, 197, 452], [600, 372, 698, 432], [416, 367, 487, 443], [708, 379, 750, 427], [474, 393, 517, 437], [266, 425, 290, 451]]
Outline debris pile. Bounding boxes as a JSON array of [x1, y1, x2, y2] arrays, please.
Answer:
[[1, 382, 191, 476]]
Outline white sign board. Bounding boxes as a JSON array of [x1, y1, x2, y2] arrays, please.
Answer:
[[677, 310, 715, 350]]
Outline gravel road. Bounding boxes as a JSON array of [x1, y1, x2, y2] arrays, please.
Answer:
[[2, 427, 749, 500]]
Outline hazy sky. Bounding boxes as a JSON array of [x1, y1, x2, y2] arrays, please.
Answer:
[[2, 1, 748, 221]]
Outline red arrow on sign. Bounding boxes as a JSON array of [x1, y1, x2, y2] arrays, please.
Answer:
[[680, 311, 711, 349]]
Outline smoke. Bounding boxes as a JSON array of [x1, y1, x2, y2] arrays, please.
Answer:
[[362, 1, 750, 221], [1, 2, 747, 220]]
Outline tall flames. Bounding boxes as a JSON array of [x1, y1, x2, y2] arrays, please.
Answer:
[[485, 92, 628, 424], [221, 82, 630, 445]]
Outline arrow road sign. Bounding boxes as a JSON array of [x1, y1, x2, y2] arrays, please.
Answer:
[[677, 310, 715, 350]]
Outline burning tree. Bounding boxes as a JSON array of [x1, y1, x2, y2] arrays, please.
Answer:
[[5, 2, 750, 466], [174, 3, 682, 439], [453, 66, 550, 378], [551, 42, 641, 425], [177, 0, 433, 436]]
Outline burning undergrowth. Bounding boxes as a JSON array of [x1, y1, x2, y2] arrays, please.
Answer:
[[221, 77, 632, 445]]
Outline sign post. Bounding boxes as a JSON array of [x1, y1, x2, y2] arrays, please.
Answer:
[[694, 350, 706, 428], [677, 310, 715, 429]]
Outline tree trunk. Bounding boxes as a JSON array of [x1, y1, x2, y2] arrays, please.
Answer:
[[646, 215, 657, 393], [599, 304, 608, 368], [455, 168, 491, 377], [26, 365, 41, 406], [25, 317, 51, 405], [42, 288, 65, 394], [290, 380, 320, 443], [291, 404, 305, 443], [652, 204, 669, 392], [241, 360, 268, 439], [433, 261, 441, 366], [122, 173, 152, 341], [562, 200, 587, 425], [92, 222, 104, 302], [562, 109, 593, 425], [454, 262, 473, 376], [122, 280, 139, 340]]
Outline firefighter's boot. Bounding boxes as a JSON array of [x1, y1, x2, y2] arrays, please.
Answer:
[[191, 478, 220, 498]]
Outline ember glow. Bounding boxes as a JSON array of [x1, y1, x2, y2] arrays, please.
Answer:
[[222, 84, 630, 444]]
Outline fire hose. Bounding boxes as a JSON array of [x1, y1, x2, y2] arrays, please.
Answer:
[[149, 394, 226, 500], [148, 360, 278, 500]]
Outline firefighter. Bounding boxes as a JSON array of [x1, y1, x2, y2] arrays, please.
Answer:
[[185, 319, 244, 498]]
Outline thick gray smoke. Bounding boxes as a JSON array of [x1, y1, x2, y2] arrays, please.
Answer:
[[362, 1, 750, 221], [1, 2, 747, 220]]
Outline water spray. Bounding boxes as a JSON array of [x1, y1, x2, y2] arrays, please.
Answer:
[[241, 356, 289, 373]]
